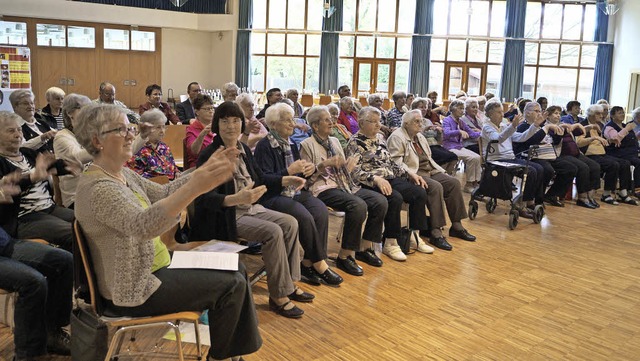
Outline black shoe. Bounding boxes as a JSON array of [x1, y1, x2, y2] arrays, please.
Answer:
[[544, 196, 564, 207], [448, 228, 476, 242], [590, 199, 600, 208], [47, 328, 71, 356], [269, 298, 304, 318], [355, 249, 383, 267], [317, 267, 343, 286], [429, 236, 452, 251], [576, 199, 596, 209], [300, 264, 322, 286], [288, 288, 315, 303], [336, 256, 364, 276]]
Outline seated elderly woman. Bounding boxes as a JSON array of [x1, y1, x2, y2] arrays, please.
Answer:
[[476, 96, 488, 123], [0, 111, 76, 251], [53, 93, 93, 208], [604, 106, 640, 200], [411, 97, 459, 175], [388, 110, 476, 251], [222, 82, 240, 102], [73, 103, 262, 359], [480, 101, 546, 219], [368, 93, 392, 138], [337, 97, 359, 134], [126, 109, 181, 180], [300, 106, 388, 273], [190, 101, 313, 319], [345, 106, 429, 262], [39, 86, 65, 130], [185, 94, 215, 169], [255, 103, 343, 286], [545, 105, 604, 208], [386, 91, 407, 131], [442, 99, 481, 193], [286, 88, 304, 118], [138, 84, 181, 125], [460, 98, 482, 154], [9, 90, 57, 153], [327, 103, 352, 149], [236, 92, 268, 152]]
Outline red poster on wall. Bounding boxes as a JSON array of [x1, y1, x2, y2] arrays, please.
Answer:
[[0, 46, 31, 89]]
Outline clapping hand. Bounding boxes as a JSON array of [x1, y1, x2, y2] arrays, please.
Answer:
[[282, 176, 306, 191], [0, 171, 21, 203], [190, 147, 235, 194], [235, 181, 267, 205]]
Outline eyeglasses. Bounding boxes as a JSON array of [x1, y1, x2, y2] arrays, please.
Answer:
[[199, 106, 215, 112], [220, 118, 243, 126], [102, 125, 139, 137], [18, 101, 34, 107], [362, 118, 381, 125]]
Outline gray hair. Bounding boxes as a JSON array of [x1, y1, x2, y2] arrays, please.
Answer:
[[464, 98, 478, 110], [45, 87, 65, 103], [0, 111, 23, 129], [367, 93, 382, 105], [392, 91, 407, 102], [62, 93, 91, 129], [401, 109, 423, 128], [222, 82, 239, 98], [280, 98, 294, 108], [448, 99, 464, 112], [235, 92, 255, 107], [357, 106, 381, 127], [339, 97, 353, 107], [285, 88, 299, 98], [75, 103, 128, 156], [476, 96, 487, 104], [411, 97, 429, 110], [632, 107, 640, 122], [306, 106, 329, 129], [586, 104, 604, 117], [9, 89, 34, 108], [326, 103, 340, 117], [596, 99, 609, 106], [523, 101, 540, 115], [484, 99, 503, 116], [484, 92, 495, 100], [264, 102, 295, 129], [140, 108, 167, 126]]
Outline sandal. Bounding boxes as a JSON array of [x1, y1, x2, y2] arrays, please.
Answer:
[[600, 195, 619, 205], [269, 298, 304, 318], [618, 195, 638, 206]]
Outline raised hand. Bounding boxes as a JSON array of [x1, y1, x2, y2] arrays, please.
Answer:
[[282, 175, 306, 191]]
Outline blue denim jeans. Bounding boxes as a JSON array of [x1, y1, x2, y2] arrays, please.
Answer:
[[0, 240, 73, 358]]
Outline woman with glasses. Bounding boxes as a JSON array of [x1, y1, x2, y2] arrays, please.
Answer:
[[126, 109, 180, 180], [74, 103, 262, 360], [191, 101, 313, 319], [8, 90, 57, 153], [185, 94, 215, 169]]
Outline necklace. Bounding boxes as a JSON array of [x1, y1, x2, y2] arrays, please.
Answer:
[[92, 163, 127, 185]]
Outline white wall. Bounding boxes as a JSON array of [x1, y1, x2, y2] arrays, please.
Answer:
[[610, 0, 640, 107], [0, 0, 239, 96]]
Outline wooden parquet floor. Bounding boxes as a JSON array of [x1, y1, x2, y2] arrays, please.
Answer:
[[2, 192, 640, 360]]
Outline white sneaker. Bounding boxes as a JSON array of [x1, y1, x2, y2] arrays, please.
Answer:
[[382, 244, 407, 261], [414, 237, 434, 254]]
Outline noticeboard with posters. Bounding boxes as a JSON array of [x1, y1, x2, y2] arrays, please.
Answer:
[[0, 46, 31, 112]]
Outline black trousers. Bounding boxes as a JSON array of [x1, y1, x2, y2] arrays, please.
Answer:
[[558, 154, 601, 193], [588, 154, 631, 191], [533, 158, 578, 197]]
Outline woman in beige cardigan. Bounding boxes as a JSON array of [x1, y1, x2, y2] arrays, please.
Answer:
[[387, 110, 476, 251]]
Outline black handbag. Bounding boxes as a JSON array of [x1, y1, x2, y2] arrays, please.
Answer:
[[395, 226, 415, 255], [70, 307, 109, 361]]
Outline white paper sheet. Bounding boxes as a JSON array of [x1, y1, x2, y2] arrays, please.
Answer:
[[191, 240, 248, 253], [168, 251, 239, 271]]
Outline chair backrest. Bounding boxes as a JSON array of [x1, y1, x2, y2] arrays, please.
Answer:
[[382, 98, 391, 110], [319, 95, 332, 105], [300, 94, 313, 107], [73, 220, 104, 316], [359, 96, 368, 107], [149, 175, 170, 185], [164, 124, 188, 168]]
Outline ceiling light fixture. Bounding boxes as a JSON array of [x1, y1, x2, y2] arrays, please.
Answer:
[[169, 0, 189, 7], [597, 0, 620, 16], [323, 0, 336, 18]]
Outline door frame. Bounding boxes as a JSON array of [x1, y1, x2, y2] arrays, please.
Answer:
[[443, 62, 487, 99], [353, 58, 395, 99]]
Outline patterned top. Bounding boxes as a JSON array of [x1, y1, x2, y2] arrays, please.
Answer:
[[386, 107, 404, 129], [126, 141, 180, 180], [345, 132, 408, 188], [5, 155, 54, 216]]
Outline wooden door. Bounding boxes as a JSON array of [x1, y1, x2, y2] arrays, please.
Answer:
[[35, 47, 67, 108], [129, 51, 158, 109], [65, 48, 97, 100], [101, 51, 131, 107]]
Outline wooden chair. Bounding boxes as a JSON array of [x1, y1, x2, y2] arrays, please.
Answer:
[[359, 96, 369, 107], [148, 175, 170, 185], [73, 221, 203, 361], [319, 95, 332, 105], [164, 125, 188, 169], [300, 94, 314, 107], [382, 98, 391, 110]]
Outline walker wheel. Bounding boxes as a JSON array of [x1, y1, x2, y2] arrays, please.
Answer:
[[508, 210, 519, 230], [468, 201, 478, 220], [533, 205, 544, 224], [486, 198, 497, 213]]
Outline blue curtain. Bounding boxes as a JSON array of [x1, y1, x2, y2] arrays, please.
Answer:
[[319, 33, 339, 94], [591, 44, 613, 103], [408, 35, 431, 96], [318, 0, 343, 94], [499, 0, 527, 100], [500, 39, 525, 101], [408, 0, 434, 95], [594, 7, 608, 42], [235, 0, 252, 88], [75, 0, 227, 14]]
